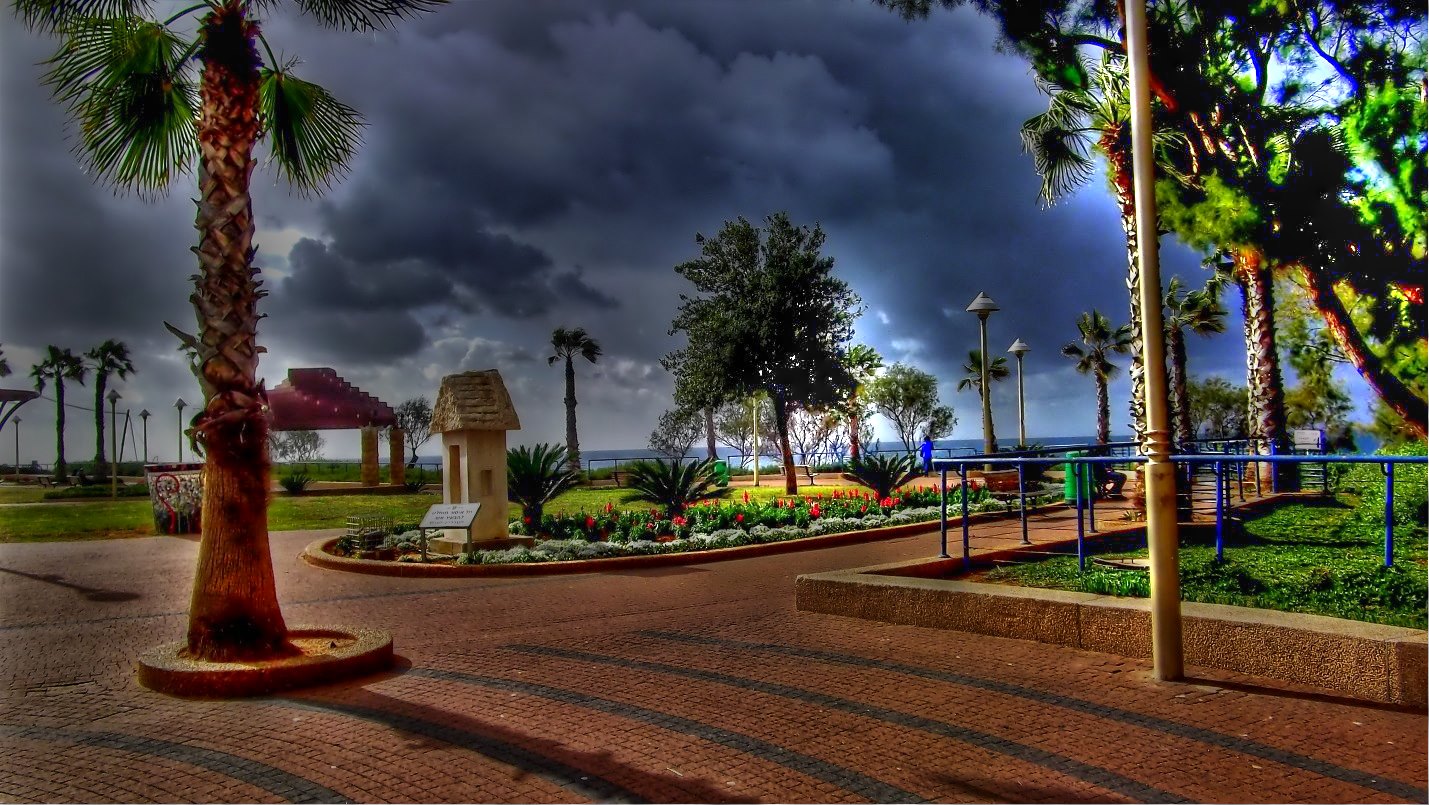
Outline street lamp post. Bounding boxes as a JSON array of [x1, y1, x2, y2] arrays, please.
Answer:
[[175, 398, 187, 463], [751, 395, 760, 487], [966, 292, 999, 468], [107, 389, 120, 499], [12, 417, 19, 483], [139, 409, 150, 464], [1008, 339, 1030, 448]]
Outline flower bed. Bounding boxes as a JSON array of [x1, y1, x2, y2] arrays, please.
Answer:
[[333, 484, 1060, 566]]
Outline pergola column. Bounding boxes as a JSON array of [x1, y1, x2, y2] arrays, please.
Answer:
[[360, 427, 380, 487], [389, 428, 405, 487]]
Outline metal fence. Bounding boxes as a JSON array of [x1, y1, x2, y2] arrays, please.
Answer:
[[932, 452, 1426, 572]]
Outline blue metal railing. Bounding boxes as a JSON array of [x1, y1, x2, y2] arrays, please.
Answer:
[[932, 452, 1426, 572]]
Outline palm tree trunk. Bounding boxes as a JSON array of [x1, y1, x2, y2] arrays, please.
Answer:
[[1105, 134, 1146, 447], [773, 390, 797, 495], [1167, 326, 1193, 446], [183, 6, 292, 662], [93, 373, 107, 467], [564, 356, 580, 475], [704, 406, 717, 461], [54, 382, 67, 481], [1095, 372, 1111, 445], [1235, 249, 1295, 491], [1302, 268, 1427, 438]]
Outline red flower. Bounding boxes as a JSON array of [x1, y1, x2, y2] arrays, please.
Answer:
[[646, 521, 656, 530], [736, 513, 744, 523], [810, 503, 821, 519], [860, 504, 868, 513], [673, 515, 687, 526], [743, 491, 750, 503], [604, 502, 613, 514], [523, 516, 532, 524], [585, 516, 596, 529]]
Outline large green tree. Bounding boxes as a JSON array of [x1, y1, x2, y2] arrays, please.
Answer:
[[15, 0, 443, 661], [1061, 311, 1133, 445], [548, 327, 602, 475], [30, 346, 86, 481], [666, 212, 860, 494], [86, 339, 135, 468], [867, 363, 956, 454]]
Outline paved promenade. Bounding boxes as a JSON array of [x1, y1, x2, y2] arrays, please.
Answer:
[[1, 518, 1424, 803]]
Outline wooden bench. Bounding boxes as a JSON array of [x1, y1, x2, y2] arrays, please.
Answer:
[[786, 465, 815, 485]]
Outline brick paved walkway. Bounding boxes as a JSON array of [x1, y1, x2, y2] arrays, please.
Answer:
[[1, 520, 1424, 803]]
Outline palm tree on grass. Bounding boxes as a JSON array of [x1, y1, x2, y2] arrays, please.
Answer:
[[957, 349, 1009, 451], [549, 327, 602, 476], [848, 453, 920, 501], [0, 345, 11, 378], [842, 344, 883, 464], [15, 0, 443, 662], [30, 346, 86, 482], [1164, 275, 1228, 447], [87, 340, 136, 469], [507, 444, 580, 526], [1061, 311, 1133, 445]]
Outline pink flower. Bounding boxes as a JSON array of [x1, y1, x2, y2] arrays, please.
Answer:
[[672, 515, 687, 526]]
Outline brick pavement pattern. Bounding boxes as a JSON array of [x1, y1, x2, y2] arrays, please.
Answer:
[[0, 521, 1425, 803]]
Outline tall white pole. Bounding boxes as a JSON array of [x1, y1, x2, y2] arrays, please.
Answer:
[[752, 395, 760, 487], [1126, 0, 1184, 680]]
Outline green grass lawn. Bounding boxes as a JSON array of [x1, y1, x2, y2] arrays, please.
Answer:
[[0, 483, 870, 543], [982, 493, 1428, 628]]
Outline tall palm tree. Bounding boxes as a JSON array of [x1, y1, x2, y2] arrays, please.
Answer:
[[0, 345, 11, 377], [30, 346, 87, 481], [87, 340, 136, 468], [1061, 311, 1133, 445], [548, 327, 602, 475], [842, 344, 882, 464], [1164, 275, 1228, 446], [956, 350, 1010, 394], [15, 0, 443, 662], [1022, 51, 1190, 446]]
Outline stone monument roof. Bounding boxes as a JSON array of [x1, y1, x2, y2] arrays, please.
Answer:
[[431, 370, 521, 433]]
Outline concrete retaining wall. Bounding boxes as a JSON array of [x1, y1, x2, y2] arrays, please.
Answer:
[[796, 562, 1427, 707]]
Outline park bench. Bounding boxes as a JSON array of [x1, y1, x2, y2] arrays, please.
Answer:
[[787, 464, 815, 485]]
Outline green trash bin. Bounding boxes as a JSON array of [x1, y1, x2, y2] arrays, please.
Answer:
[[1063, 452, 1094, 502], [712, 459, 729, 487]]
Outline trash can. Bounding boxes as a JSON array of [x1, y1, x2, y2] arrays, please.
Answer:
[[144, 462, 204, 535], [1063, 452, 1094, 502], [712, 459, 729, 487]]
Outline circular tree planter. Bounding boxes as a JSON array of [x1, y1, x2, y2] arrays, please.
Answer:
[[136, 625, 393, 698]]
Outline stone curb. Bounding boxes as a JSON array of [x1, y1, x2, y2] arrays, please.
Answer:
[[135, 625, 394, 698], [299, 504, 1061, 578]]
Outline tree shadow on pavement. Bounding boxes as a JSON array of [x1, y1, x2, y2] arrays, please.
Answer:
[[0, 565, 142, 602]]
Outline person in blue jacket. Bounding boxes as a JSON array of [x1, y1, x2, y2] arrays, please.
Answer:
[[919, 436, 934, 475]]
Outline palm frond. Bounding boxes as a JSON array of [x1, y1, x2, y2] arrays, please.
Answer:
[[1020, 117, 1096, 205], [13, 0, 153, 33], [288, 0, 446, 32], [259, 63, 363, 194], [41, 15, 198, 194]]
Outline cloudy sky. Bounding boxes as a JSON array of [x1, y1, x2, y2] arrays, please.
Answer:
[[0, 0, 1361, 465]]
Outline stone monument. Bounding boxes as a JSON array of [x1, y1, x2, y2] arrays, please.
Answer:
[[429, 369, 521, 545]]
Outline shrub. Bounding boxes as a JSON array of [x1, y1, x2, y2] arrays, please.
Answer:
[[508, 444, 580, 524], [623, 458, 723, 515], [44, 483, 149, 500], [847, 453, 921, 500], [279, 471, 313, 493]]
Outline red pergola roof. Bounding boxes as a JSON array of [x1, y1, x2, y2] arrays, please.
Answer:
[[266, 368, 397, 431]]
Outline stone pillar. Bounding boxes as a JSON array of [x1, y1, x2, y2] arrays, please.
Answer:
[[389, 428, 405, 487], [360, 426, 379, 487]]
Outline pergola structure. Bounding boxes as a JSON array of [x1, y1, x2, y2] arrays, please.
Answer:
[[266, 368, 405, 487], [0, 388, 39, 432]]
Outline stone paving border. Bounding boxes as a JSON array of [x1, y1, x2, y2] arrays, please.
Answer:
[[796, 562, 1429, 707]]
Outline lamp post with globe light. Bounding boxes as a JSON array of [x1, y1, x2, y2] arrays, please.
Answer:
[[139, 409, 150, 464], [965, 292, 999, 468], [1007, 339, 1031, 448], [175, 398, 187, 463], [108, 389, 120, 499]]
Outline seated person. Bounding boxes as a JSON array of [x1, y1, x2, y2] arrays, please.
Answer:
[[1094, 463, 1126, 498]]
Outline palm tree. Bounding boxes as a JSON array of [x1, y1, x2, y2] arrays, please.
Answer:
[[847, 453, 920, 501], [87, 340, 136, 468], [0, 345, 11, 378], [1164, 276, 1228, 446], [1061, 311, 1134, 445], [624, 458, 723, 516], [957, 350, 1010, 394], [1022, 51, 1189, 445], [548, 327, 602, 475], [30, 346, 87, 481], [842, 344, 883, 464], [15, 0, 443, 662]]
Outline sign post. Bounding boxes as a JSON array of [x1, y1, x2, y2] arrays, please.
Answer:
[[418, 503, 482, 561]]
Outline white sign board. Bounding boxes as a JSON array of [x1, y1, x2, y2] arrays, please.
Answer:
[[419, 503, 481, 529]]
